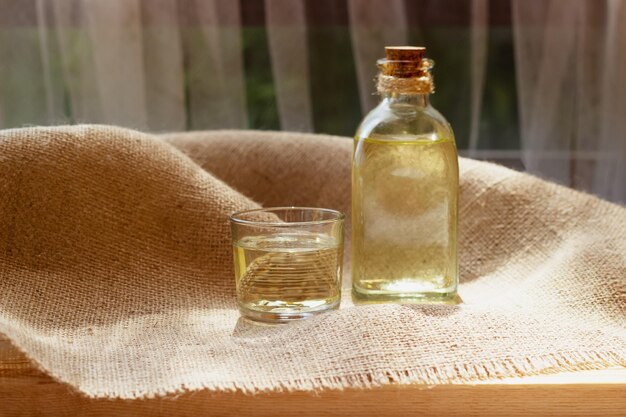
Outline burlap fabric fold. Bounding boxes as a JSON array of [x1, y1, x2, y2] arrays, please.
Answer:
[[0, 125, 624, 399]]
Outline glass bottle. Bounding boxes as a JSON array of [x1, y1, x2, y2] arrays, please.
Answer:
[[352, 46, 459, 302]]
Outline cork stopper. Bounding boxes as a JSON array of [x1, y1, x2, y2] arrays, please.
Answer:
[[381, 46, 425, 77]]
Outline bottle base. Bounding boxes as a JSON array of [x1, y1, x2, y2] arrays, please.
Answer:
[[352, 288, 460, 305]]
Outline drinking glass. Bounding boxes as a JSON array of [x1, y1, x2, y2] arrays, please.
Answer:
[[230, 207, 344, 323]]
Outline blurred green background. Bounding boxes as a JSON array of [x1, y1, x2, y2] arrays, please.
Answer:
[[240, 0, 520, 151]]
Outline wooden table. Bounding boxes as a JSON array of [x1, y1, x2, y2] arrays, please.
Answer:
[[1, 334, 624, 417]]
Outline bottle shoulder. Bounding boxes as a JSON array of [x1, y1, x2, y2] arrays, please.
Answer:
[[355, 101, 455, 143]]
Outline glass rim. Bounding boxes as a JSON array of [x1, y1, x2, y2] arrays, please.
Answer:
[[229, 206, 345, 227]]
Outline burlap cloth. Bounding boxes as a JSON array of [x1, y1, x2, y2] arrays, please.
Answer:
[[0, 125, 624, 399]]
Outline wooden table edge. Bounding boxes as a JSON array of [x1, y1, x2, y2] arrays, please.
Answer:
[[2, 334, 625, 416]]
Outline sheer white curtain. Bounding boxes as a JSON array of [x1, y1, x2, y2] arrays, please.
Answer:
[[597, 0, 626, 203], [265, 0, 313, 132], [0, 0, 624, 202], [512, 0, 626, 202], [347, 0, 408, 113], [5, 0, 247, 131]]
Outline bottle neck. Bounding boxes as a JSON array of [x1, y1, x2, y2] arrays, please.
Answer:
[[381, 92, 430, 108]]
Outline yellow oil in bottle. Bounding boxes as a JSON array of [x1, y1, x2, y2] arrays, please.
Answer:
[[352, 136, 458, 302], [234, 233, 343, 320]]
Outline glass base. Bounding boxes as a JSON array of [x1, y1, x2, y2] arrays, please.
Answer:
[[352, 288, 460, 305], [239, 300, 340, 324]]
